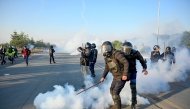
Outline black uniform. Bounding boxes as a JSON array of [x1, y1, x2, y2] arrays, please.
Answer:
[[161, 46, 175, 64], [101, 41, 129, 109], [14, 47, 18, 58], [121, 42, 147, 108], [150, 51, 161, 63], [0, 46, 6, 65], [171, 47, 176, 55], [49, 46, 55, 64], [150, 45, 161, 69], [89, 43, 98, 77], [161, 46, 175, 70]]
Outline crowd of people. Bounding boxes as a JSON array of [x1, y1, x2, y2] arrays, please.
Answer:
[[150, 45, 176, 70], [78, 41, 176, 109], [0, 45, 31, 66], [0, 41, 177, 109]]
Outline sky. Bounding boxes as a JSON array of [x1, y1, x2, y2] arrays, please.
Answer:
[[0, 0, 190, 44]]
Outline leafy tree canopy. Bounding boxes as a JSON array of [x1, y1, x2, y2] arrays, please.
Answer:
[[112, 40, 122, 50]]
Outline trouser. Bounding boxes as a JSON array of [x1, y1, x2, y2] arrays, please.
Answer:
[[0, 54, 6, 64], [50, 54, 55, 63], [150, 62, 160, 71], [110, 78, 127, 109], [14, 52, 18, 58], [24, 56, 28, 65], [81, 65, 90, 76], [8, 56, 14, 63], [129, 71, 137, 105], [89, 62, 96, 75]]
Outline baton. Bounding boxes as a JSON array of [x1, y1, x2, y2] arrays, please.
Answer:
[[77, 81, 102, 95]]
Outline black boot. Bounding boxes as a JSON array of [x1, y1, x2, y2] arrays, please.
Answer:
[[90, 68, 96, 77], [112, 94, 121, 109], [131, 104, 136, 109], [130, 83, 137, 109]]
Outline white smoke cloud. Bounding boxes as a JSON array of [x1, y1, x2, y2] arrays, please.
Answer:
[[34, 75, 150, 109], [34, 19, 190, 109], [28, 44, 34, 50], [53, 28, 104, 55], [34, 44, 190, 108]]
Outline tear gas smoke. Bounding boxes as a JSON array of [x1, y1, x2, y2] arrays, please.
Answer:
[[28, 44, 34, 50], [53, 29, 104, 55], [34, 75, 150, 109], [35, 26, 190, 109]]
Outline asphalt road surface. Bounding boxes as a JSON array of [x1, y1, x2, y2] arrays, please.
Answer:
[[0, 53, 189, 109]]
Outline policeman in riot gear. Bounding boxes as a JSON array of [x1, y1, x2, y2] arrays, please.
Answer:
[[100, 41, 129, 109], [49, 45, 55, 64], [78, 42, 92, 87], [161, 46, 175, 66], [121, 42, 148, 109], [89, 43, 98, 77], [171, 47, 176, 55], [150, 45, 161, 68]]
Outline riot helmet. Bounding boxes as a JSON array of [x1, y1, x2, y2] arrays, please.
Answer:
[[153, 45, 160, 50], [77, 47, 83, 52], [85, 42, 91, 49], [101, 41, 113, 57], [172, 47, 176, 51], [91, 43, 96, 48], [121, 42, 132, 55], [166, 46, 171, 52]]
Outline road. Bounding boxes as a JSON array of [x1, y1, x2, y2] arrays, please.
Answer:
[[0, 53, 189, 109]]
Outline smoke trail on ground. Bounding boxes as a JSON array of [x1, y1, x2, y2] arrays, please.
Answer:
[[34, 75, 150, 109]]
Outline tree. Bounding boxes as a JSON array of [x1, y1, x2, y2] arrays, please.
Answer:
[[28, 37, 35, 45], [112, 40, 122, 50], [10, 31, 29, 48], [180, 31, 190, 49], [0, 43, 10, 49]]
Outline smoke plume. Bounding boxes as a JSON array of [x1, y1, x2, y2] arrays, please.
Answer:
[[35, 20, 190, 108]]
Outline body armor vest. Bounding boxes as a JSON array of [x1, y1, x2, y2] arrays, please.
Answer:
[[105, 51, 124, 74]]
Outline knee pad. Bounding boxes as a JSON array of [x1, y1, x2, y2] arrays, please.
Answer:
[[112, 94, 120, 101]]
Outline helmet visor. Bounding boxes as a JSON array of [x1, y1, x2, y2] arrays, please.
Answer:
[[122, 46, 132, 55], [102, 45, 112, 54]]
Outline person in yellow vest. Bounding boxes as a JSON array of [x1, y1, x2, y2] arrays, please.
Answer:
[[5, 46, 15, 64]]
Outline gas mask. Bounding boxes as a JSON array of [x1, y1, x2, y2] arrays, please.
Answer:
[[102, 45, 112, 57], [85, 48, 91, 56]]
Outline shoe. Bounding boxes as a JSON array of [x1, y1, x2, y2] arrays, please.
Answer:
[[54, 62, 56, 63], [26, 64, 28, 66], [1, 63, 3, 65], [91, 74, 96, 77], [4, 61, 6, 64], [50, 63, 51, 64], [131, 104, 136, 109]]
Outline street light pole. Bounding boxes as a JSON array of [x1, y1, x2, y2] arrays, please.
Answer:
[[157, 0, 160, 44]]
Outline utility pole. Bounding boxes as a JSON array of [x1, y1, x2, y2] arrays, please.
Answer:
[[157, 0, 160, 44]]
